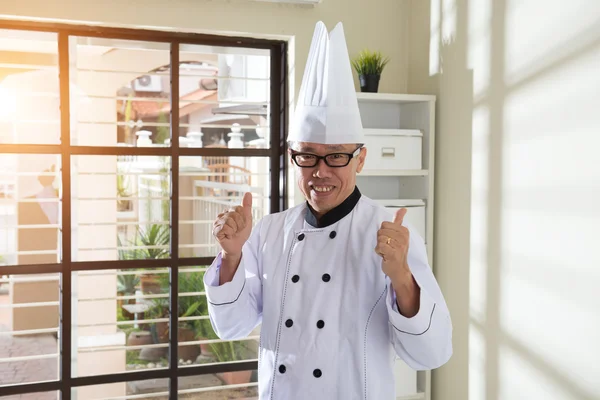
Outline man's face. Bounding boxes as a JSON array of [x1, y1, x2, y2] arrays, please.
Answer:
[[289, 142, 367, 216]]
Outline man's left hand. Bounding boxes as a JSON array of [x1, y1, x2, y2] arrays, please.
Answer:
[[375, 208, 411, 281], [376, 208, 420, 317]]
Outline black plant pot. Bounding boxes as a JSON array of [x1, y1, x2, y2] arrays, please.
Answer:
[[359, 74, 380, 93]]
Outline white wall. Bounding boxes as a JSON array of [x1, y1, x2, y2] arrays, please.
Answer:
[[408, 0, 600, 399]]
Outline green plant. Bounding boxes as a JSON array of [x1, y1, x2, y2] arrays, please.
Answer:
[[126, 350, 151, 365], [118, 224, 170, 261], [155, 271, 207, 333], [123, 94, 134, 144], [116, 272, 140, 321], [193, 318, 250, 363], [351, 49, 390, 76], [117, 274, 140, 294], [209, 340, 251, 363], [159, 158, 170, 224], [117, 174, 132, 197], [137, 224, 170, 259], [154, 109, 170, 145]]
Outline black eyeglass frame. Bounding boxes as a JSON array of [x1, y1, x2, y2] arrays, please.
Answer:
[[289, 145, 364, 168]]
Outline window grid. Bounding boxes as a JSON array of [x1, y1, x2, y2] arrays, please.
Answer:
[[0, 19, 288, 400]]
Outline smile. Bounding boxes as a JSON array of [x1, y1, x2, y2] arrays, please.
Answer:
[[311, 185, 335, 192]]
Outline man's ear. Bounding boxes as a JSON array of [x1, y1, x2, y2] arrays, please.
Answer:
[[356, 147, 367, 173]]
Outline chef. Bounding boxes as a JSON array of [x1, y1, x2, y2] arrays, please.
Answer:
[[204, 21, 453, 400]]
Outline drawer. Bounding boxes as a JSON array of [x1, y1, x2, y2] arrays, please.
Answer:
[[362, 129, 423, 171]]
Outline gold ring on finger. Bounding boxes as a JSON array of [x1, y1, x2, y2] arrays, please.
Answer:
[[386, 237, 391, 245]]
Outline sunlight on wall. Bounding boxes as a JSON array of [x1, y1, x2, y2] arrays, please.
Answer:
[[429, 0, 458, 76], [467, 0, 492, 100], [429, 0, 441, 75], [471, 0, 600, 399], [468, 102, 490, 400], [501, 47, 600, 400], [442, 0, 457, 43], [501, 1, 600, 397], [424, 0, 600, 398], [468, 104, 489, 325]]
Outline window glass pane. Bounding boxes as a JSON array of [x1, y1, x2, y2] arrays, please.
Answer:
[[0, 29, 60, 145], [72, 267, 170, 378], [176, 267, 206, 365], [179, 156, 270, 258], [72, 155, 171, 262], [0, 273, 60, 385], [0, 154, 61, 266], [0, 392, 59, 400], [178, 44, 270, 149], [178, 266, 258, 369], [72, 378, 167, 399], [178, 371, 258, 399], [68, 37, 171, 147]]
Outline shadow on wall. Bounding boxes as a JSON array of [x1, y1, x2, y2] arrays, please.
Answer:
[[410, 0, 600, 399]]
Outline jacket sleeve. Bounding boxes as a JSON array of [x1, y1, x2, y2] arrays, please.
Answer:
[[385, 223, 453, 370], [203, 219, 264, 340]]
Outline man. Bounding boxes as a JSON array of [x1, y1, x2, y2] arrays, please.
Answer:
[[204, 21, 452, 399]]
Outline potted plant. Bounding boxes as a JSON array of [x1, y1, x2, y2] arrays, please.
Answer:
[[133, 224, 170, 294], [194, 307, 254, 384], [351, 49, 390, 93], [209, 340, 254, 385], [195, 320, 215, 357], [138, 296, 169, 362], [154, 271, 208, 362]]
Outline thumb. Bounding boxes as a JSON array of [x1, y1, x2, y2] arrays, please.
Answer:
[[393, 208, 407, 225], [242, 192, 253, 218]]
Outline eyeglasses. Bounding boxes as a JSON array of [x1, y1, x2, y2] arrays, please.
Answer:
[[290, 146, 363, 168]]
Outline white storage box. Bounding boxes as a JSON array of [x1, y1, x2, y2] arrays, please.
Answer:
[[362, 129, 423, 171], [375, 199, 426, 241]]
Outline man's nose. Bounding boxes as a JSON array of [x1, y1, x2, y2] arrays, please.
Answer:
[[314, 158, 333, 178]]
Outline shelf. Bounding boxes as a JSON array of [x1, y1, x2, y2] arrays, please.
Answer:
[[364, 128, 423, 137], [373, 199, 425, 207], [356, 92, 436, 104], [397, 393, 425, 400], [359, 169, 428, 176]]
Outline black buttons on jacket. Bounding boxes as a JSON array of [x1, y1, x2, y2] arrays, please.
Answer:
[[329, 231, 337, 239], [285, 319, 293, 328], [298, 233, 305, 241], [313, 369, 322, 378], [279, 365, 286, 374], [322, 273, 331, 282], [316, 320, 325, 329], [292, 275, 300, 283]]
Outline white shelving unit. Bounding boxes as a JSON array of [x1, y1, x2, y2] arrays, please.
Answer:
[[356, 92, 436, 400]]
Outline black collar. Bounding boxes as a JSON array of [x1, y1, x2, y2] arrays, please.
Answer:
[[305, 186, 362, 228]]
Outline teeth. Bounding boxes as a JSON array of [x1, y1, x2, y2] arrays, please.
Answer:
[[313, 186, 333, 192]]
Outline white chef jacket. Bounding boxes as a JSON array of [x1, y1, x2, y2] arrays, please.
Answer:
[[204, 188, 452, 399]]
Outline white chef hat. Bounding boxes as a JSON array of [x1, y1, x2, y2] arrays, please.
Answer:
[[288, 21, 364, 145]]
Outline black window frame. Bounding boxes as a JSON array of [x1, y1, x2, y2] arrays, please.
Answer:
[[0, 19, 288, 399]]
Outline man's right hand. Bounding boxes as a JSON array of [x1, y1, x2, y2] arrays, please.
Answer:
[[212, 192, 253, 259]]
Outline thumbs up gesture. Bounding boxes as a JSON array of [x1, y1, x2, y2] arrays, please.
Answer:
[[375, 208, 411, 281], [212, 192, 253, 257]]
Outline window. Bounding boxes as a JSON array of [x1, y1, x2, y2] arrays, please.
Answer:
[[0, 20, 287, 400]]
